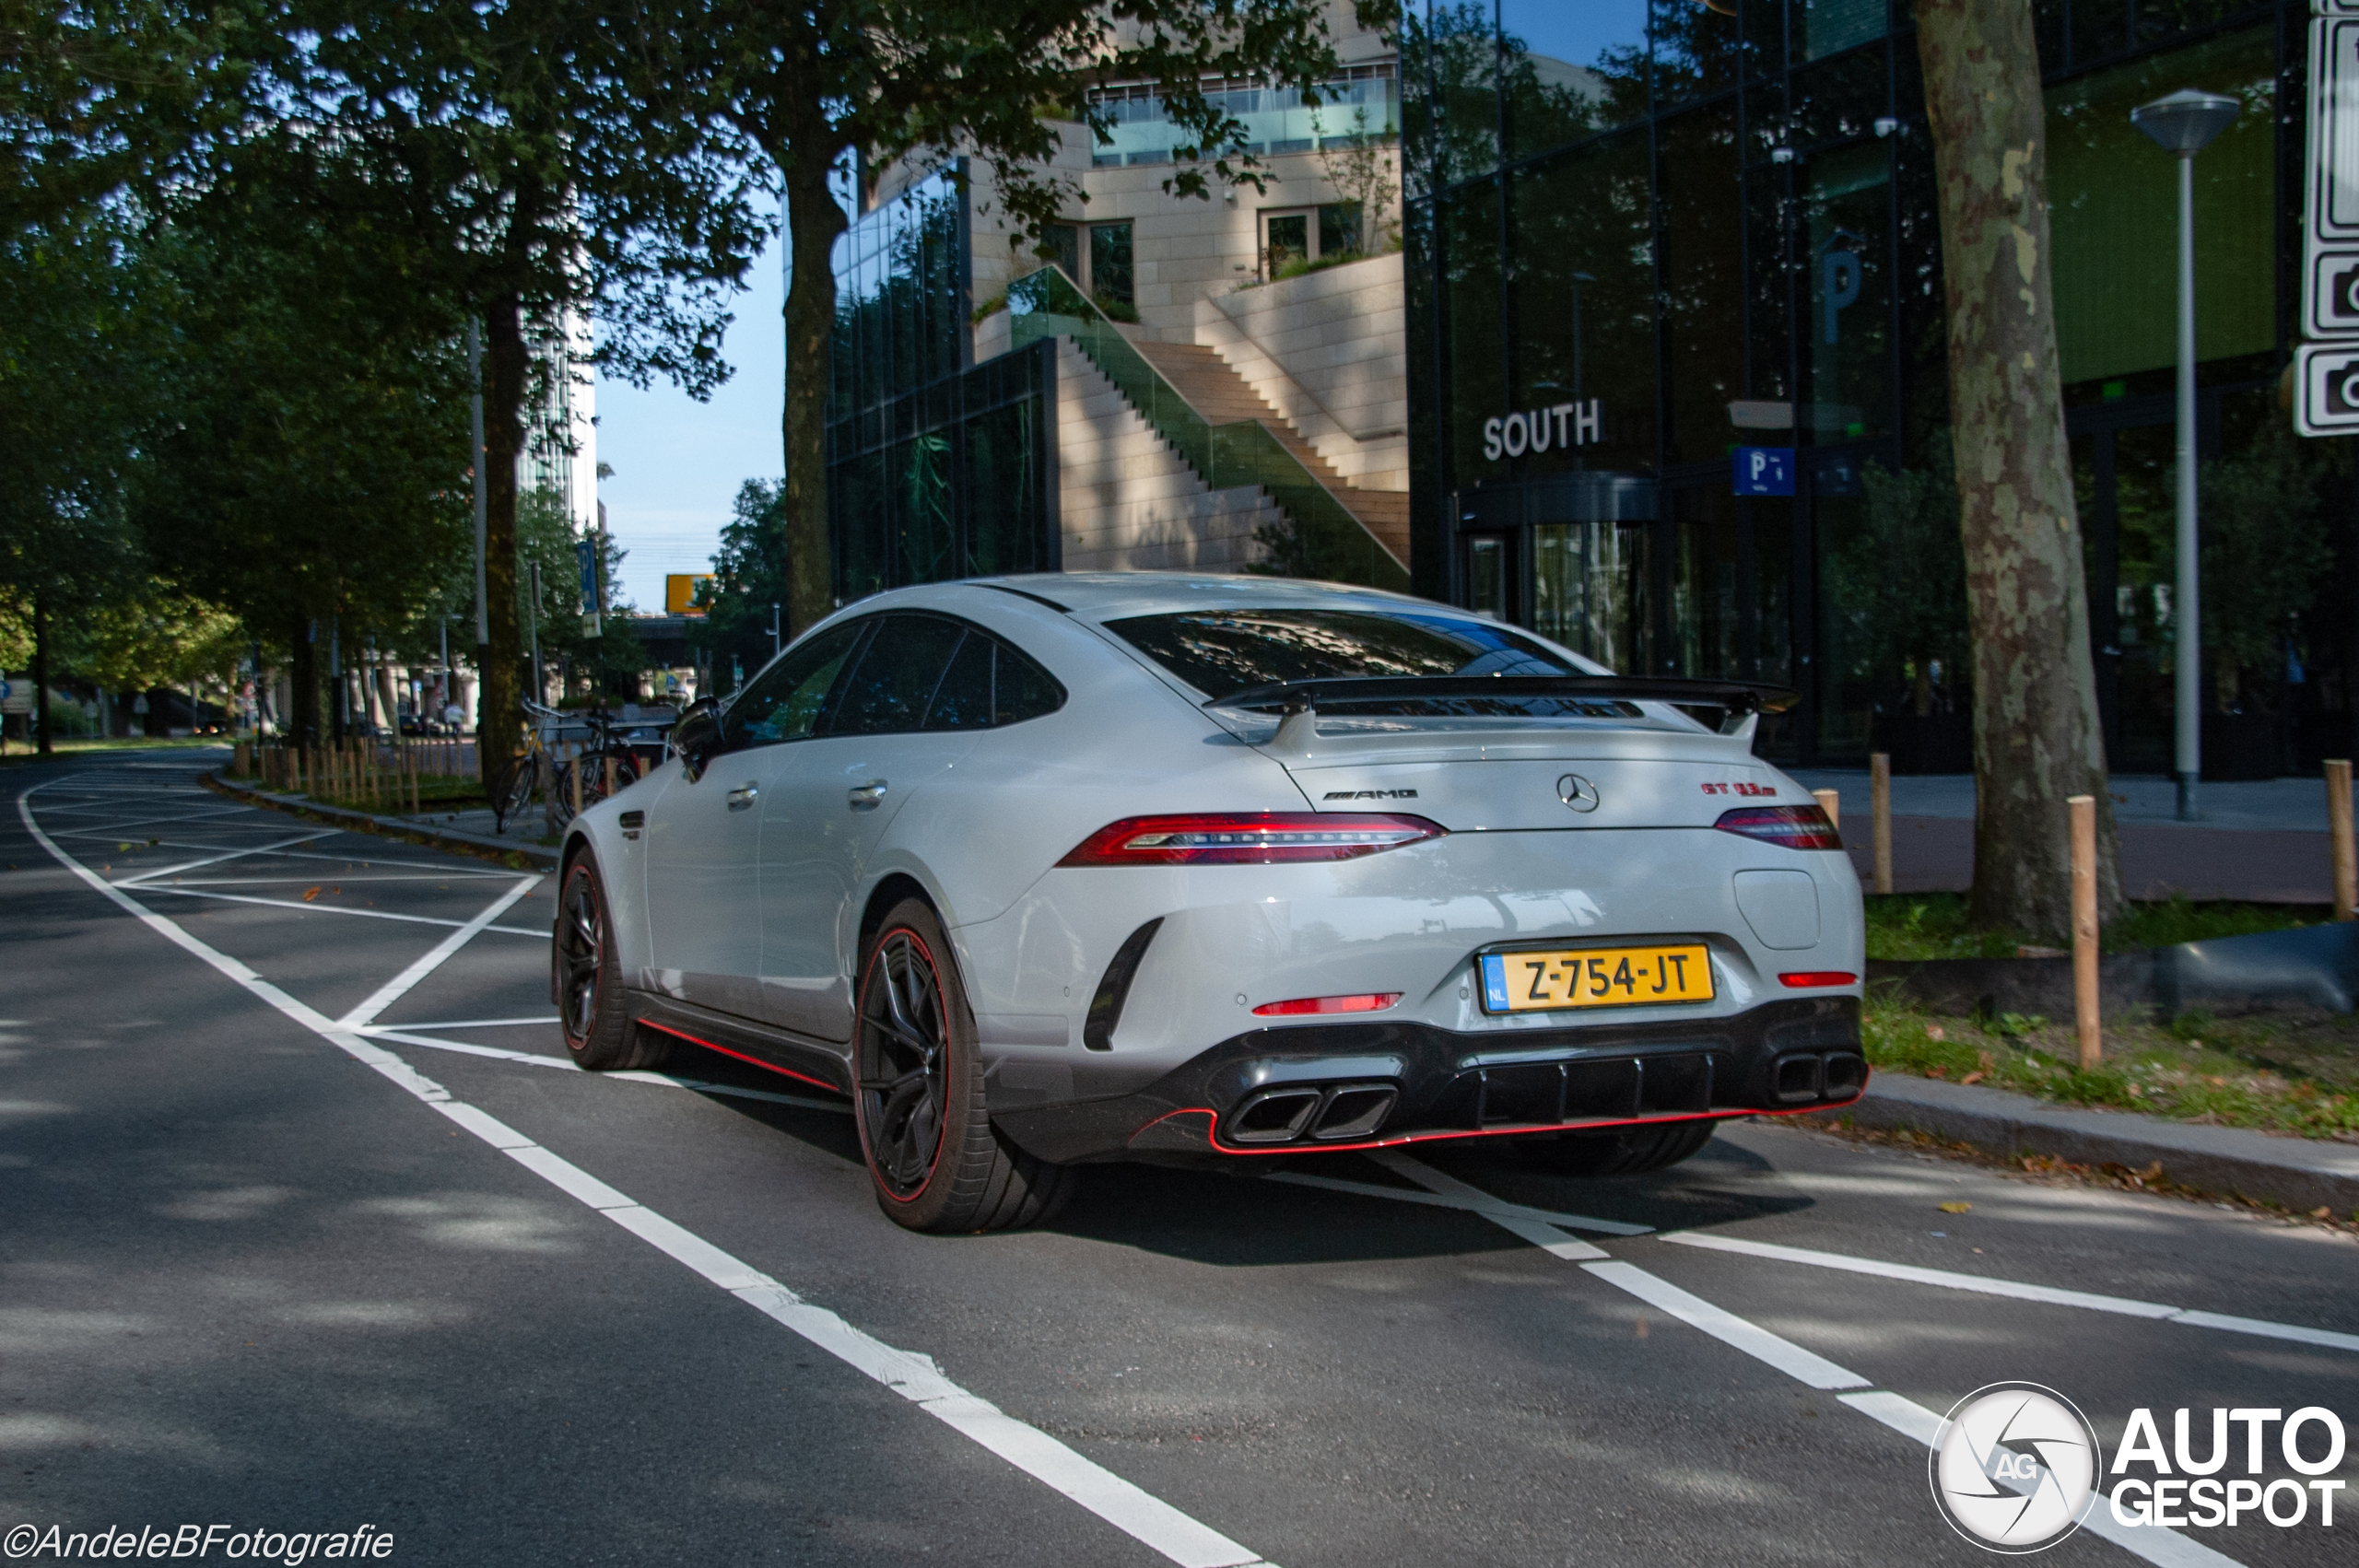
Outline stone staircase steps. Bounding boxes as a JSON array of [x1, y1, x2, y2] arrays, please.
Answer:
[[1131, 340, 1410, 570]]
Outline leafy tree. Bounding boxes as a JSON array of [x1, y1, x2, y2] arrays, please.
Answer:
[[2178, 426, 2331, 712], [683, 0, 1392, 634], [1917, 0, 2117, 938], [689, 477, 794, 687], [1832, 448, 1971, 719], [256, 0, 766, 784]]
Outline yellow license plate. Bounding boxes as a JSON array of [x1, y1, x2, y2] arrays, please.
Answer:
[[1478, 944, 1714, 1013]]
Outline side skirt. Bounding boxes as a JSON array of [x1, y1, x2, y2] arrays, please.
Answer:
[[628, 991, 856, 1097]]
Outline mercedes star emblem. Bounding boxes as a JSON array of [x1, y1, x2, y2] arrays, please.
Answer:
[[1556, 773, 1600, 813]]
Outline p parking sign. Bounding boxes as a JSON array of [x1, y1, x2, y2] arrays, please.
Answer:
[[1732, 446, 1795, 497]]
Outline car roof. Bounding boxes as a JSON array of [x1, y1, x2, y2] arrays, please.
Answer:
[[966, 571, 1438, 622]]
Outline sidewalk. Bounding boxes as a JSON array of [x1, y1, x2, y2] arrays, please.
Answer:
[[1790, 771, 2343, 904], [1816, 1070, 2359, 1219], [210, 773, 562, 867]]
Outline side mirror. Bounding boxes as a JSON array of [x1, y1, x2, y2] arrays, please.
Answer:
[[670, 697, 726, 783]]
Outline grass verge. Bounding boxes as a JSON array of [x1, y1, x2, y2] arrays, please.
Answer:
[[1861, 988, 2359, 1141], [1865, 892, 2324, 960]]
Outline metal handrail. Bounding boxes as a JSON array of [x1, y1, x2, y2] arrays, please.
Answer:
[[1005, 265, 1411, 591]]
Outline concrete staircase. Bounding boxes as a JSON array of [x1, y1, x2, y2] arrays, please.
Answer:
[[1129, 341, 1411, 570]]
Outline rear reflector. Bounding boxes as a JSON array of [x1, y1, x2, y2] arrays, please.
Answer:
[[1059, 813, 1445, 867], [1251, 992, 1402, 1017], [1715, 804, 1841, 850], [1779, 971, 1857, 989]]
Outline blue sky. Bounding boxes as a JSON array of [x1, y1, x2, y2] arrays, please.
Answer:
[[594, 219, 786, 614], [1496, 0, 1649, 67]]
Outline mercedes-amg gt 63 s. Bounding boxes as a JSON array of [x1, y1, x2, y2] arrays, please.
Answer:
[[553, 574, 1867, 1232]]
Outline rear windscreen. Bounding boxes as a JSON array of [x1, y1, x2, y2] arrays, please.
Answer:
[[1104, 610, 1581, 701]]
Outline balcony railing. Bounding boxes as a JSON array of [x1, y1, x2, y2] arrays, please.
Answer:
[[1006, 264, 1410, 591]]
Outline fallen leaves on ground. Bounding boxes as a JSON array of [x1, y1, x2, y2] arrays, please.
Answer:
[[1938, 1201, 1972, 1213], [301, 886, 321, 902]]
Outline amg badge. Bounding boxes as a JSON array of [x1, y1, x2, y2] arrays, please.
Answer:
[[1323, 788, 1420, 801]]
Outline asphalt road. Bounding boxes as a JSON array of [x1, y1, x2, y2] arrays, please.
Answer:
[[5, 752, 2355, 1567]]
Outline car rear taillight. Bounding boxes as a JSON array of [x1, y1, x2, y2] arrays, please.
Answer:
[[1251, 992, 1402, 1017], [1714, 804, 1841, 850], [1779, 971, 1857, 989], [1058, 813, 1446, 867]]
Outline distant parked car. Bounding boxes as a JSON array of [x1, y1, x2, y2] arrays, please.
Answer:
[[555, 574, 1867, 1232]]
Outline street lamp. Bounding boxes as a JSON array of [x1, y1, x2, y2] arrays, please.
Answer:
[[2132, 87, 2239, 821]]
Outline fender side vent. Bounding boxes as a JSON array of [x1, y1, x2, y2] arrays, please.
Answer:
[[1084, 918, 1163, 1051]]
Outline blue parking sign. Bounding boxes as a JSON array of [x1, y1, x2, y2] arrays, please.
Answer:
[[1732, 446, 1795, 497]]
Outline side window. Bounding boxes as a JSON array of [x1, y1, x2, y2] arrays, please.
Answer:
[[992, 641, 1065, 726], [922, 632, 995, 731], [722, 620, 868, 750], [827, 614, 969, 737]]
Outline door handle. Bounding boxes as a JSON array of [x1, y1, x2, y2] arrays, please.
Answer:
[[726, 783, 758, 812], [848, 779, 887, 811]]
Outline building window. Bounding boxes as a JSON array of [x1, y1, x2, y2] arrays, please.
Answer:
[[1088, 221, 1133, 314]]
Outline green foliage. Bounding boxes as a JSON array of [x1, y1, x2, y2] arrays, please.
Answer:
[[515, 487, 647, 703], [1863, 892, 2318, 960], [2184, 424, 2331, 708], [1860, 991, 2359, 1140], [690, 478, 793, 683], [1827, 445, 1969, 714]]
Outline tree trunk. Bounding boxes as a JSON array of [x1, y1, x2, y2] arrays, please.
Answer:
[[782, 152, 849, 637], [32, 589, 52, 757], [479, 292, 528, 802], [1917, 0, 2119, 939], [289, 618, 319, 748]]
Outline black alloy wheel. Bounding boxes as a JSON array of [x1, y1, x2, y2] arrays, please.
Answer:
[[852, 897, 1075, 1232], [857, 928, 952, 1199], [554, 855, 669, 1071]]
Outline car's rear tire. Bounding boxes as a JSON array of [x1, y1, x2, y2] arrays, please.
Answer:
[[854, 897, 1074, 1233], [556, 854, 671, 1071], [1510, 1119, 1717, 1177]]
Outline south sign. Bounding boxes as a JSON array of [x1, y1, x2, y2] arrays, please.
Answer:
[[1483, 398, 1603, 461]]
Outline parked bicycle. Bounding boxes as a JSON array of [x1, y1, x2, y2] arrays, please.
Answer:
[[496, 701, 675, 832]]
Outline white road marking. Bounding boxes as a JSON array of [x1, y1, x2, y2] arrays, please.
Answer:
[[369, 1016, 561, 1029], [1378, 1154, 2250, 1568], [17, 779, 1278, 1568], [358, 1027, 854, 1114], [1267, 1172, 1626, 1246], [1662, 1231, 2359, 1353], [1580, 1260, 1871, 1389], [338, 875, 542, 1028], [125, 882, 545, 936], [113, 831, 337, 885], [1367, 1151, 1654, 1234], [1840, 1392, 2245, 1568]]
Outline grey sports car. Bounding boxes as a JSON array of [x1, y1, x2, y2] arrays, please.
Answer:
[[553, 573, 1867, 1232]]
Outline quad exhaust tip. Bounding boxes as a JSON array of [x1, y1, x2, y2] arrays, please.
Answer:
[[1227, 1082, 1400, 1145], [1774, 1050, 1867, 1104]]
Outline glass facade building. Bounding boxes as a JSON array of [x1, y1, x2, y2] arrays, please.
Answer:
[[827, 168, 1058, 604], [1405, 0, 2330, 773]]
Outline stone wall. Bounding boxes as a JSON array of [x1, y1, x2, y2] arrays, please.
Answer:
[[1193, 252, 1408, 492]]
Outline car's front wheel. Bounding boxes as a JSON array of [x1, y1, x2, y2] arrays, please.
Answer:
[[1510, 1119, 1716, 1177], [555, 854, 671, 1071], [854, 897, 1074, 1233]]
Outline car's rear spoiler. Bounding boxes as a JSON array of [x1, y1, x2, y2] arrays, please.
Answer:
[[1206, 674, 1802, 720]]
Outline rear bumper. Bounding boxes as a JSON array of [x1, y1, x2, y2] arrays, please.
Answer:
[[992, 995, 1864, 1164]]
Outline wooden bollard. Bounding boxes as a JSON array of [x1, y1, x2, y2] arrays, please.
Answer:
[[1869, 752, 1893, 895], [604, 753, 617, 800], [2069, 793, 2100, 1071], [1812, 788, 1840, 833], [569, 745, 583, 816], [2329, 759, 2356, 923]]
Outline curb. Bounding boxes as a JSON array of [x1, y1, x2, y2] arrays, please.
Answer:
[[205, 771, 562, 870], [1812, 1071, 2359, 1217]]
